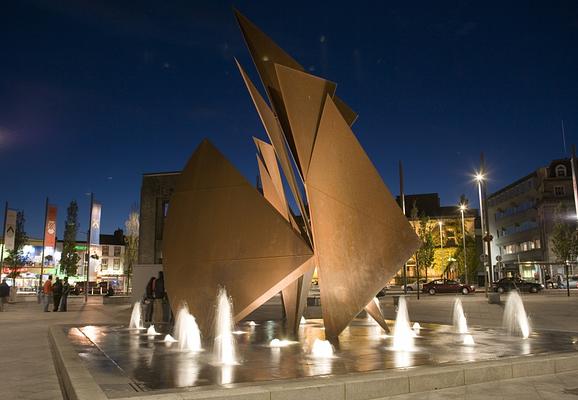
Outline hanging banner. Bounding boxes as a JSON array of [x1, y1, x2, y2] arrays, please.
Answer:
[[90, 202, 101, 245], [45, 205, 57, 249], [4, 209, 17, 251]]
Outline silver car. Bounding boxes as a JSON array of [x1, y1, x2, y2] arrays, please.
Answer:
[[402, 278, 427, 292]]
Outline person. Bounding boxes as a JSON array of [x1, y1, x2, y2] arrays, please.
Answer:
[[105, 284, 114, 297], [0, 279, 10, 312], [42, 275, 53, 312], [144, 276, 156, 322], [53, 277, 63, 312], [152, 271, 166, 323], [557, 274, 564, 289], [59, 277, 70, 312]]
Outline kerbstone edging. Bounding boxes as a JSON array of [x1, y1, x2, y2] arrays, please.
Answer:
[[48, 326, 108, 400], [49, 325, 578, 400]]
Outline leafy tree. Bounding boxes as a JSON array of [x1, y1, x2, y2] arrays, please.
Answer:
[[59, 201, 81, 276], [416, 213, 435, 281], [124, 206, 139, 293], [551, 204, 578, 263], [4, 211, 29, 280]]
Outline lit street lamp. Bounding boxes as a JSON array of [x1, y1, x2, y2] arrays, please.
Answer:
[[459, 204, 468, 285], [475, 168, 492, 296]]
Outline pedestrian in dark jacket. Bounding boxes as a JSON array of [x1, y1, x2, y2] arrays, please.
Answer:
[[0, 279, 10, 312], [59, 277, 70, 312], [53, 277, 63, 312], [144, 277, 156, 322]]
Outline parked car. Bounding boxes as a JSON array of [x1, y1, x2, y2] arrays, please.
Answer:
[[422, 279, 475, 295], [493, 278, 543, 294], [376, 283, 392, 297], [402, 278, 427, 292], [552, 276, 578, 289]]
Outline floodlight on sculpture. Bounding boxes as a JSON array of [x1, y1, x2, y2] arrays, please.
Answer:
[[162, 10, 420, 340]]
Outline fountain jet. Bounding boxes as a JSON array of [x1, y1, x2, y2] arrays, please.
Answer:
[[174, 304, 203, 352], [213, 288, 237, 365], [503, 291, 531, 339], [311, 339, 334, 358], [392, 296, 416, 351], [452, 298, 469, 334], [129, 302, 144, 330]]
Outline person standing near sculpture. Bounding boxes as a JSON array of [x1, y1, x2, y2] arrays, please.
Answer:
[[144, 276, 156, 322], [59, 277, 70, 312], [0, 279, 10, 312], [42, 275, 53, 312], [153, 271, 166, 323], [53, 277, 63, 312]]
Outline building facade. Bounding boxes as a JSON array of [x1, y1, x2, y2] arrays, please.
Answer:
[[488, 158, 576, 281], [396, 193, 481, 284], [1, 230, 127, 292]]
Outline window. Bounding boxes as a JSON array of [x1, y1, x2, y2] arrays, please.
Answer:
[[101, 258, 108, 270], [114, 246, 121, 257], [101, 246, 109, 256], [554, 186, 565, 196], [504, 244, 517, 254], [555, 165, 567, 177], [113, 259, 120, 270]]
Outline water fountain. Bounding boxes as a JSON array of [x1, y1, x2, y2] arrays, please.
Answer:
[[129, 302, 144, 330], [392, 296, 416, 351], [503, 291, 531, 339], [147, 325, 159, 336], [311, 339, 334, 358], [164, 334, 177, 343], [173, 304, 203, 352], [213, 288, 237, 365], [452, 298, 469, 334]]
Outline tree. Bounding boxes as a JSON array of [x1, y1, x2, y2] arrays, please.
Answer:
[[124, 206, 139, 293], [551, 204, 578, 263], [416, 213, 435, 281], [4, 211, 29, 280], [59, 201, 81, 276]]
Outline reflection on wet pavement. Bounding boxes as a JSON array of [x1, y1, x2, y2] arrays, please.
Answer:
[[66, 318, 578, 391]]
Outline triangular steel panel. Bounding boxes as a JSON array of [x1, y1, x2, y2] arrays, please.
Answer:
[[333, 95, 358, 126], [307, 96, 420, 339], [365, 298, 390, 333], [163, 139, 313, 335], [275, 64, 337, 179], [256, 154, 288, 219], [236, 59, 312, 244]]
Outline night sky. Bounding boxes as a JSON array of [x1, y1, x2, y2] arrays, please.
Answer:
[[1, 1, 577, 238]]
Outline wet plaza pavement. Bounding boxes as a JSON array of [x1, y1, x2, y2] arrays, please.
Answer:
[[66, 317, 578, 392]]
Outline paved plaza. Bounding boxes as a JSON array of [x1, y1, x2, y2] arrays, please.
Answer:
[[1, 292, 577, 399]]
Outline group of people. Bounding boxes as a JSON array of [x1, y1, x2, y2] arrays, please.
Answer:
[[143, 271, 170, 323], [41, 275, 71, 312]]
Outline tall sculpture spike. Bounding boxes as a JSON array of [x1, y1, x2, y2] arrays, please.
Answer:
[[307, 96, 420, 339], [236, 59, 312, 244], [275, 64, 337, 178]]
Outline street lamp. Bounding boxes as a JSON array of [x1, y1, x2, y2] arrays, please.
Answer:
[[459, 204, 468, 285], [475, 169, 492, 295]]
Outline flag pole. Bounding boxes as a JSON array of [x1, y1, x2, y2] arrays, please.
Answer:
[[39, 197, 49, 290], [85, 193, 93, 303], [0, 202, 7, 279]]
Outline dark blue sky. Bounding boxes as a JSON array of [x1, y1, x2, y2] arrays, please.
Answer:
[[1, 0, 577, 238]]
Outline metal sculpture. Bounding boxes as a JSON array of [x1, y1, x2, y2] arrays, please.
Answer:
[[163, 11, 420, 339]]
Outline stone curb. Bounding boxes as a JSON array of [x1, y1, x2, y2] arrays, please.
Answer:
[[48, 326, 108, 400], [49, 326, 578, 400]]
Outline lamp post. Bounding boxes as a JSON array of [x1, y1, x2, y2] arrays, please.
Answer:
[[475, 172, 489, 297], [438, 220, 443, 286], [459, 204, 468, 285]]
